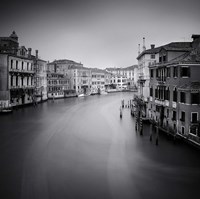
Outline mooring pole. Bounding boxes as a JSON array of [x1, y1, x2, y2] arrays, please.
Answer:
[[150, 122, 153, 141]]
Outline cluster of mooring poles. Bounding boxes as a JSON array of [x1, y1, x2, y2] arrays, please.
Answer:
[[121, 98, 160, 146]]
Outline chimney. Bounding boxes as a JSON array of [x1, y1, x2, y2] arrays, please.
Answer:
[[143, 37, 146, 51], [191, 34, 200, 49], [138, 44, 140, 55], [35, 50, 38, 59], [28, 48, 32, 58], [151, 44, 155, 49]]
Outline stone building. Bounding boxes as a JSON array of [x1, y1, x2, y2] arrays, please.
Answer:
[[148, 34, 200, 145], [47, 62, 70, 98], [0, 46, 35, 108], [0, 31, 48, 108], [106, 65, 137, 90], [67, 66, 92, 95], [47, 72, 70, 99], [32, 50, 48, 102], [90, 68, 106, 94], [137, 38, 192, 117]]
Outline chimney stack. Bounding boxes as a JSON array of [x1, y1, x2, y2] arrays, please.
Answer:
[[151, 44, 155, 49], [143, 37, 146, 51], [191, 34, 200, 49], [36, 50, 38, 59], [138, 44, 140, 55], [28, 48, 32, 58]]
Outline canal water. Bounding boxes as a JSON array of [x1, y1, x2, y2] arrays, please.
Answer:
[[0, 92, 200, 199]]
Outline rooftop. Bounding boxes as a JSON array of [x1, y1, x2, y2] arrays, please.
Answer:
[[48, 59, 82, 65], [137, 42, 192, 60]]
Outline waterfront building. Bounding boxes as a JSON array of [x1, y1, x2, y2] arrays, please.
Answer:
[[0, 32, 36, 108], [67, 66, 92, 95], [90, 68, 106, 94], [32, 50, 48, 102], [47, 59, 83, 74], [0, 31, 49, 108], [106, 65, 137, 90], [110, 74, 128, 90], [47, 72, 70, 99], [148, 34, 200, 145], [47, 59, 83, 92], [137, 38, 192, 117], [104, 72, 112, 91]]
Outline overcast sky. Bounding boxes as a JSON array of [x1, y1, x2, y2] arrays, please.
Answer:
[[0, 0, 200, 68]]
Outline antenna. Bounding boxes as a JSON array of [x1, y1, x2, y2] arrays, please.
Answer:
[[138, 44, 140, 55], [143, 37, 146, 51]]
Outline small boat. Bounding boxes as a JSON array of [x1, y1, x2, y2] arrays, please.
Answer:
[[0, 108, 13, 114], [101, 91, 108, 95], [78, 93, 91, 97]]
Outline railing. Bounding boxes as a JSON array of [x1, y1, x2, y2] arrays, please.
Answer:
[[10, 85, 34, 89], [172, 101, 177, 108], [156, 77, 166, 84], [10, 68, 34, 73]]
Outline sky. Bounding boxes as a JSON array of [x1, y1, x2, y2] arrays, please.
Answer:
[[0, 0, 200, 68]]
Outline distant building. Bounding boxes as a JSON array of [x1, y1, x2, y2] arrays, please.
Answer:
[[148, 34, 200, 145], [90, 68, 106, 94], [106, 65, 137, 90], [32, 50, 48, 102], [47, 72, 70, 99], [110, 74, 128, 90], [67, 66, 92, 95]]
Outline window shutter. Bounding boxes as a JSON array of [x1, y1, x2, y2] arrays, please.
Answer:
[[180, 67, 183, 77], [188, 67, 190, 77]]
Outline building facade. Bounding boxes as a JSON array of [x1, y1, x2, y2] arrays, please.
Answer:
[[47, 72, 70, 98], [0, 31, 48, 109], [0, 51, 35, 108], [91, 68, 105, 94], [137, 39, 192, 117], [106, 65, 137, 90], [67, 66, 92, 95], [148, 34, 200, 145], [32, 50, 48, 102]]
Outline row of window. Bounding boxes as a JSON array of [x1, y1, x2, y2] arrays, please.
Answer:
[[10, 76, 34, 87], [10, 59, 33, 71], [48, 80, 69, 85], [150, 87, 199, 104], [172, 111, 198, 123], [48, 87, 66, 92], [150, 66, 190, 79], [92, 82, 104, 85], [92, 75, 104, 78]]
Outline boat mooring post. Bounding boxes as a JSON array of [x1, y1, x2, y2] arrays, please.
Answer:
[[120, 106, 122, 119], [150, 122, 153, 141], [155, 124, 159, 146], [140, 117, 143, 136]]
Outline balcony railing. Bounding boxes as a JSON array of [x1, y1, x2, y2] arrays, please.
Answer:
[[156, 77, 166, 84], [10, 85, 34, 89], [9, 68, 34, 74], [172, 101, 177, 108]]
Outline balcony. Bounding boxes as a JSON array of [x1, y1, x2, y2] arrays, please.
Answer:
[[9, 68, 34, 74], [172, 102, 177, 108], [10, 85, 35, 90], [155, 99, 165, 106], [138, 72, 144, 79], [156, 77, 166, 85], [165, 100, 169, 107]]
